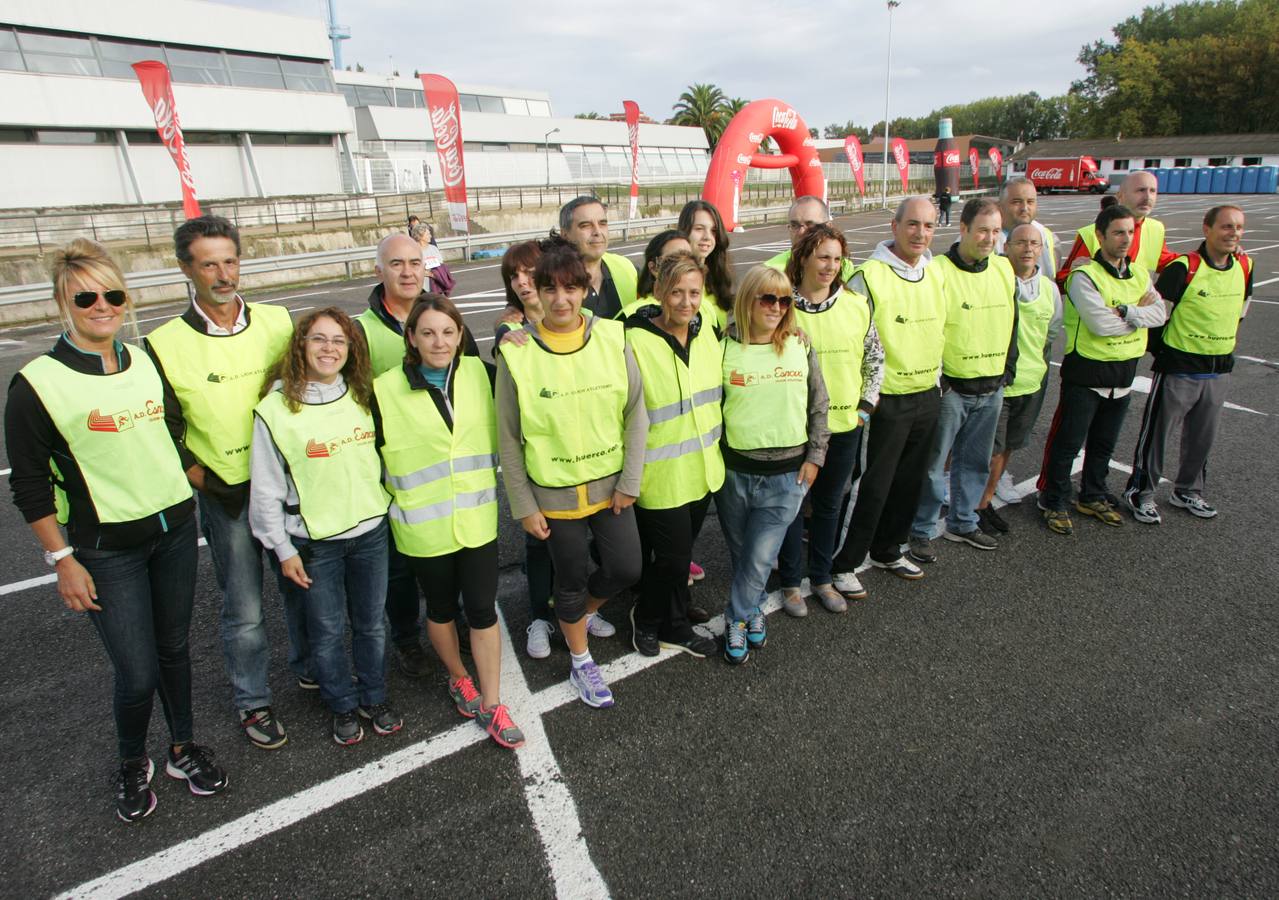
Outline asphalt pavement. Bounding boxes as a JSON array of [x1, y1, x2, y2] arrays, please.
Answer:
[[1, 194, 1277, 898]]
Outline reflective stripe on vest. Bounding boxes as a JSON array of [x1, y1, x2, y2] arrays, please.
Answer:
[[1162, 253, 1247, 356], [355, 308, 407, 378], [146, 303, 293, 484], [374, 356, 498, 557], [499, 318, 629, 488], [932, 254, 1017, 381], [22, 346, 192, 525], [1079, 217, 1165, 272], [602, 252, 638, 308], [861, 258, 947, 394], [1006, 275, 1056, 398], [253, 388, 390, 541], [1064, 261, 1152, 362], [626, 324, 725, 509], [721, 334, 809, 451], [794, 288, 872, 433]]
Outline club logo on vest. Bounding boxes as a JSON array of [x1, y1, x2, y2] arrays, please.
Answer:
[[306, 426, 377, 459], [207, 366, 268, 385], [87, 409, 132, 433]]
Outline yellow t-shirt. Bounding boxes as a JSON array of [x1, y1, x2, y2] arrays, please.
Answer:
[[535, 316, 612, 520]]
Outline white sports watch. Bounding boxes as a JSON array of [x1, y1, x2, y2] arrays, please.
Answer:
[[44, 546, 75, 567]]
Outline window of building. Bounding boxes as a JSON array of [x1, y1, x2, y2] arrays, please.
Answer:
[[0, 28, 27, 72], [1143, 158, 1160, 168], [339, 84, 359, 106], [0, 128, 35, 143], [226, 52, 285, 89], [1207, 156, 1229, 166], [281, 58, 331, 92], [1242, 157, 1262, 166], [17, 31, 100, 76], [503, 98, 529, 116], [123, 130, 161, 144], [477, 95, 505, 114], [182, 132, 239, 145], [526, 99, 552, 117], [1112, 159, 1130, 171], [248, 133, 333, 145], [458, 94, 480, 112], [1013, 161, 1027, 173], [1174, 157, 1192, 167], [166, 47, 229, 85], [96, 38, 163, 78], [394, 88, 423, 109], [355, 85, 392, 106], [36, 129, 112, 144]]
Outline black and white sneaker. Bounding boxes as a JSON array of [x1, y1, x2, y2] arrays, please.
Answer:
[[166, 743, 228, 796], [114, 757, 156, 824], [1170, 492, 1217, 519], [238, 706, 287, 750], [333, 711, 364, 745], [357, 703, 404, 736], [943, 528, 998, 550], [1123, 489, 1161, 525]]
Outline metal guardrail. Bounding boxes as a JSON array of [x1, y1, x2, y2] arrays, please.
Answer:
[[0, 200, 850, 308]]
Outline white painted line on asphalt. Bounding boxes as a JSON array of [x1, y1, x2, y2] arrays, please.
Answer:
[[0, 467, 9, 476], [1254, 276, 1279, 287]]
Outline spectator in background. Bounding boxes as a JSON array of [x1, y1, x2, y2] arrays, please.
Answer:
[[412, 223, 455, 297]]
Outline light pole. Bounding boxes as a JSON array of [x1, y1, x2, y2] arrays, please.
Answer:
[[880, 0, 901, 208], [545, 127, 560, 188]]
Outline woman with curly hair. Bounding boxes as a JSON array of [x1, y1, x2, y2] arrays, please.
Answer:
[[677, 200, 734, 331], [250, 307, 400, 747]]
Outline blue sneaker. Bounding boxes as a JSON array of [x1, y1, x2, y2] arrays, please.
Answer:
[[569, 661, 614, 708], [746, 607, 767, 648], [724, 620, 750, 665]]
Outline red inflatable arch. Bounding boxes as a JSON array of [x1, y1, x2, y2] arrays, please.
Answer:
[[702, 98, 825, 232]]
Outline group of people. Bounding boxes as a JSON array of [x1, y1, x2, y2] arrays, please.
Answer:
[[7, 169, 1251, 825]]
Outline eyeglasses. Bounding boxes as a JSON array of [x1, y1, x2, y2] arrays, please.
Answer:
[[757, 293, 792, 309], [305, 335, 348, 348], [72, 290, 126, 309]]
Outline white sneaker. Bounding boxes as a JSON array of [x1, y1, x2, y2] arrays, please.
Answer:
[[526, 619, 554, 659], [586, 613, 616, 638], [832, 572, 867, 600], [995, 471, 1021, 505]]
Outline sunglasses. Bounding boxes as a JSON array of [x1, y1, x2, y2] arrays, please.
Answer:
[[72, 290, 126, 309], [757, 293, 792, 309]]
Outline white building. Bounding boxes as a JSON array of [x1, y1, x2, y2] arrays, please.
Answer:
[[0, 0, 710, 209]]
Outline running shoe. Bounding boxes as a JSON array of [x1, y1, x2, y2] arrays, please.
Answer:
[[114, 757, 156, 824], [746, 607, 767, 648], [238, 706, 287, 750], [358, 703, 404, 736], [688, 561, 706, 585], [872, 556, 925, 580], [943, 528, 999, 550], [1170, 492, 1217, 519], [723, 620, 750, 665], [995, 471, 1021, 505], [569, 661, 614, 708], [907, 536, 937, 564], [332, 711, 364, 746], [526, 619, 555, 659], [1123, 489, 1161, 525], [586, 613, 616, 638], [977, 505, 1010, 534], [1037, 499, 1073, 535], [833, 572, 868, 600], [448, 676, 483, 719], [165, 743, 228, 796], [477, 704, 526, 749], [1076, 498, 1123, 527]]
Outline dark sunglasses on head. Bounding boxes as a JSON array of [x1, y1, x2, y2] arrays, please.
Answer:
[[72, 290, 127, 309], [757, 293, 792, 309]]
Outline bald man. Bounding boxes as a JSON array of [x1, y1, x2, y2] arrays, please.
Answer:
[[355, 231, 480, 677], [1056, 170, 1175, 285], [994, 177, 1058, 277]]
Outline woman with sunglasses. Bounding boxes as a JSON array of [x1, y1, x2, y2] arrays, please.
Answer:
[[677, 200, 734, 332], [716, 265, 829, 665], [374, 294, 525, 749], [497, 239, 647, 708], [6, 239, 226, 822], [624, 254, 721, 658], [618, 230, 694, 321], [777, 224, 883, 616], [250, 307, 401, 747]]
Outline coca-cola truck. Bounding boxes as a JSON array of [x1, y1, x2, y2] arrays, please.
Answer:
[[1025, 156, 1108, 193]]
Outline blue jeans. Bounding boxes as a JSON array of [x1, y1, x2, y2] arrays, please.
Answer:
[[716, 468, 807, 624], [911, 386, 1004, 538], [198, 492, 309, 711], [287, 521, 389, 714], [779, 426, 864, 587], [80, 514, 198, 759]]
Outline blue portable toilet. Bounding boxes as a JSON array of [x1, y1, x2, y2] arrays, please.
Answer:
[[1196, 167, 1213, 193], [1153, 168, 1168, 193], [1242, 166, 1260, 193], [1167, 168, 1184, 193], [1260, 166, 1279, 193], [1226, 167, 1244, 193], [1211, 167, 1228, 193]]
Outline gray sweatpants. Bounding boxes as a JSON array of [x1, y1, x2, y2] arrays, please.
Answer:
[[1126, 372, 1228, 503]]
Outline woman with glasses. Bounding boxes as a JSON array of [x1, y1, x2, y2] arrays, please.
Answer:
[[250, 307, 401, 747], [777, 224, 882, 616], [6, 239, 226, 822], [716, 265, 829, 665]]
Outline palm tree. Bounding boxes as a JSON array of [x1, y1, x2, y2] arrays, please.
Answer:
[[672, 83, 729, 148]]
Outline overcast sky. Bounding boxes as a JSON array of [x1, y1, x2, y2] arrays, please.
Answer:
[[223, 0, 1155, 130]]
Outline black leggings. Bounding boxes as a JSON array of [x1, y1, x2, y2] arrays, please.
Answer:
[[408, 540, 499, 629]]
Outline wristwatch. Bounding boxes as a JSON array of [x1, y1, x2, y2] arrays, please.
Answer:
[[1116, 304, 1129, 319], [44, 546, 74, 567]]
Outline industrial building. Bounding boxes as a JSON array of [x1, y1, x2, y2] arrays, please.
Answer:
[[1007, 135, 1279, 180]]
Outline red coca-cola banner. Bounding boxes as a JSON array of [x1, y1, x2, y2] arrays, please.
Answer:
[[844, 135, 865, 196], [420, 74, 470, 233], [968, 147, 980, 188], [623, 100, 641, 220], [890, 138, 910, 193], [988, 147, 1003, 182], [131, 61, 201, 219]]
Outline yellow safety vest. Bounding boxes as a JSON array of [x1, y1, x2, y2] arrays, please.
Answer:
[[146, 302, 293, 484], [1006, 275, 1056, 398], [1079, 217, 1165, 272], [721, 334, 809, 450], [356, 308, 408, 378], [602, 252, 638, 308], [1162, 254, 1248, 356], [253, 387, 390, 541], [794, 289, 872, 433], [22, 346, 191, 525], [375, 358, 498, 557], [626, 324, 724, 509], [931, 254, 1017, 381], [1064, 260, 1152, 362], [860, 259, 947, 394]]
